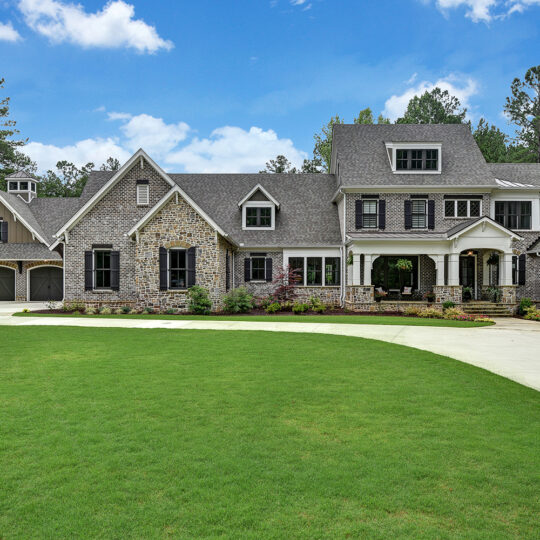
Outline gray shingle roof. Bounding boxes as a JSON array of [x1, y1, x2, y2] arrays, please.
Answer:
[[333, 124, 497, 187], [6, 170, 39, 180], [79, 170, 114, 205], [170, 173, 342, 246], [0, 243, 61, 260], [0, 191, 48, 243], [29, 197, 81, 243], [488, 163, 540, 187]]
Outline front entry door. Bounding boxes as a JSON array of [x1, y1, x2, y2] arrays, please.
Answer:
[[459, 256, 476, 298]]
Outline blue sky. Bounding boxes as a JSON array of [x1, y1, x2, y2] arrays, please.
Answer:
[[0, 0, 539, 173]]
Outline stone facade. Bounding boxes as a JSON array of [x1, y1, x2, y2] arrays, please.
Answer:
[[135, 196, 232, 312], [345, 285, 374, 307], [234, 250, 283, 298], [433, 285, 462, 304], [294, 286, 341, 306]]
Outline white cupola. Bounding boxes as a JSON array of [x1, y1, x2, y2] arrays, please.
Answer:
[[6, 170, 39, 202]]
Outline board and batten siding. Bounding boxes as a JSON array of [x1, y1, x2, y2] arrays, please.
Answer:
[[0, 201, 39, 243]]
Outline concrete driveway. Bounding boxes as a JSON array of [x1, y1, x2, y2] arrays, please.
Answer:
[[0, 302, 49, 315], [0, 312, 539, 392]]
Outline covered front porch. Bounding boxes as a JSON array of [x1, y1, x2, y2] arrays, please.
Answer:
[[344, 218, 521, 311]]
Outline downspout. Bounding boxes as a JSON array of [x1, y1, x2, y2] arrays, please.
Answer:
[[340, 190, 347, 307]]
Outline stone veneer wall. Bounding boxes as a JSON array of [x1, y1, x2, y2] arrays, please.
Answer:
[[0, 259, 63, 301], [135, 196, 232, 312], [513, 232, 540, 301], [294, 286, 341, 305], [64, 157, 170, 304], [433, 285, 462, 304]]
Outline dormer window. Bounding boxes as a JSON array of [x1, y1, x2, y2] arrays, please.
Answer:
[[385, 143, 442, 174], [238, 184, 280, 231], [8, 182, 17, 191]]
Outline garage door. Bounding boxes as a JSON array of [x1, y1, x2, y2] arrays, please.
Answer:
[[0, 267, 15, 301], [30, 266, 63, 301]]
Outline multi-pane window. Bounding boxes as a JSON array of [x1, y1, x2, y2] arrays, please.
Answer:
[[495, 201, 532, 230], [287, 257, 341, 286], [94, 250, 111, 289], [169, 249, 187, 289], [8, 182, 17, 191], [251, 255, 266, 281], [245, 206, 272, 228], [444, 199, 481, 218], [19, 182, 28, 191], [396, 149, 439, 171], [362, 200, 378, 228], [411, 200, 427, 229]]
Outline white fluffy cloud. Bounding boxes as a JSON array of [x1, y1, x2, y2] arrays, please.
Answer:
[[165, 126, 307, 173], [18, 0, 173, 53], [23, 114, 307, 174], [429, 0, 540, 21], [0, 21, 22, 42], [383, 75, 479, 121]]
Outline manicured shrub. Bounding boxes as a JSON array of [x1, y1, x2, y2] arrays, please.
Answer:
[[519, 297, 532, 315], [143, 307, 155, 314], [223, 287, 254, 313], [99, 306, 112, 315], [265, 302, 281, 314], [114, 308, 124, 315], [85, 307, 97, 315], [442, 301, 455, 310], [309, 296, 326, 313], [418, 307, 444, 319], [524, 306, 540, 321], [403, 306, 422, 317], [121, 305, 132, 314], [188, 286, 212, 315], [165, 308, 176, 315], [292, 302, 310, 314], [443, 307, 473, 321]]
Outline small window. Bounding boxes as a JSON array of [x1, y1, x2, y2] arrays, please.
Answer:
[[457, 200, 468, 217], [395, 149, 439, 171], [31, 183, 36, 192], [19, 182, 28, 191], [245, 206, 272, 228], [137, 184, 149, 206], [251, 255, 266, 281], [469, 200, 480, 217], [411, 200, 427, 229], [362, 200, 378, 228], [94, 250, 111, 289], [445, 199, 482, 218], [8, 182, 17, 191], [444, 200, 454, 217], [169, 249, 187, 289]]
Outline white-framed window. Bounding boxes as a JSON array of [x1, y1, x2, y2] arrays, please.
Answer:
[[362, 200, 378, 228], [8, 182, 18, 191], [385, 143, 442, 174], [445, 199, 482, 218], [411, 199, 427, 229], [137, 183, 149, 206], [242, 202, 275, 230], [169, 249, 187, 289], [287, 256, 341, 286]]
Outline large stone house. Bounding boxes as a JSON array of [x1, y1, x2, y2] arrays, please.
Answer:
[[1, 124, 539, 312]]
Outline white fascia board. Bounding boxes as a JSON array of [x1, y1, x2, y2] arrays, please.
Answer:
[[237, 184, 280, 209], [127, 185, 236, 245], [54, 148, 175, 239], [338, 185, 496, 193], [447, 217, 523, 241], [0, 192, 50, 246], [236, 245, 342, 251]]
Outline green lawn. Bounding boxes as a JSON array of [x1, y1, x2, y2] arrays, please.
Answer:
[[14, 312, 493, 327], [1, 327, 538, 539]]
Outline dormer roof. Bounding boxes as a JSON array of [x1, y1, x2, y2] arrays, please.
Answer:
[[6, 170, 40, 181]]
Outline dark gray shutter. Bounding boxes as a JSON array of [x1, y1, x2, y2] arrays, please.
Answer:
[[518, 254, 526, 286], [404, 200, 412, 230], [225, 252, 230, 291], [187, 247, 197, 287], [159, 247, 168, 290], [378, 200, 386, 230], [355, 199, 363, 229], [0, 221, 7, 242], [84, 251, 93, 290], [428, 200, 435, 230], [110, 251, 120, 291], [265, 258, 273, 282], [244, 258, 251, 282]]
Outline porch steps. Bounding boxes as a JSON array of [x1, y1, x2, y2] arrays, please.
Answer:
[[461, 302, 514, 317]]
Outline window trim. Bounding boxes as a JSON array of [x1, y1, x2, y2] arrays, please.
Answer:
[[93, 249, 112, 290], [385, 142, 442, 174], [168, 248, 187, 290], [411, 198, 428, 229], [362, 199, 379, 229], [444, 199, 482, 219], [285, 255, 341, 287], [136, 183, 150, 206], [242, 201, 275, 231]]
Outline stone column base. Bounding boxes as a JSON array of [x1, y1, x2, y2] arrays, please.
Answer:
[[345, 286, 374, 311], [434, 285, 462, 304], [500, 285, 517, 305]]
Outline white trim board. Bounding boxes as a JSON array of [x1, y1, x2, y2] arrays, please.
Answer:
[[237, 184, 280, 209]]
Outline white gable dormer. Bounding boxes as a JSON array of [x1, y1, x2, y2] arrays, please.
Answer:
[[6, 171, 39, 202], [385, 142, 442, 174], [238, 184, 280, 231]]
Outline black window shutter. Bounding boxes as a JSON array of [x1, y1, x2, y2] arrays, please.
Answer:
[[355, 199, 363, 229], [518, 254, 526, 286], [159, 247, 168, 290], [0, 221, 7, 242], [244, 258, 251, 282], [404, 200, 412, 230], [187, 247, 197, 287], [225, 252, 230, 291], [84, 251, 93, 290], [428, 200, 435, 230], [110, 251, 120, 291], [265, 258, 273, 282], [378, 200, 386, 230]]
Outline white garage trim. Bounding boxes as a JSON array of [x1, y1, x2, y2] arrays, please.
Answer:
[[27, 264, 64, 302]]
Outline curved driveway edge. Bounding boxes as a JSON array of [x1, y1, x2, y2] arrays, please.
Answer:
[[1, 315, 539, 392]]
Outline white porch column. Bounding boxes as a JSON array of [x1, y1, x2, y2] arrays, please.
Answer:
[[482, 252, 490, 287], [501, 253, 513, 286], [363, 254, 377, 286], [433, 255, 445, 286], [352, 254, 361, 285], [448, 254, 460, 286]]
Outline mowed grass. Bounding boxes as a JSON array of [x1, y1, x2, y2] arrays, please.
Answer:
[[14, 312, 493, 327], [0, 327, 538, 539]]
